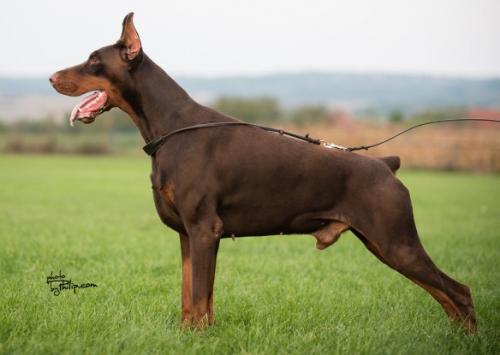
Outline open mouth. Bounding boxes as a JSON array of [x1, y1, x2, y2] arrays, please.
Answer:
[[69, 90, 109, 126]]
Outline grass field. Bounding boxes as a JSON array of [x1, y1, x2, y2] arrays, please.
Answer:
[[0, 155, 499, 354]]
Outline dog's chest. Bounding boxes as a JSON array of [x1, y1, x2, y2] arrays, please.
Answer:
[[151, 182, 183, 232]]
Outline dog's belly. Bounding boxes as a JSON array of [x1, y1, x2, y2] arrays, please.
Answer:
[[217, 195, 338, 237], [220, 215, 328, 237]]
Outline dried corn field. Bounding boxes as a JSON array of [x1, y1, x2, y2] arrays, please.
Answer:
[[288, 121, 500, 172]]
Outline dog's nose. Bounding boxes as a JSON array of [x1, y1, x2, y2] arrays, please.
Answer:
[[49, 73, 59, 85]]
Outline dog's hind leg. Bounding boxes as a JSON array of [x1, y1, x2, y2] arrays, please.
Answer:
[[353, 180, 476, 332], [355, 229, 476, 332]]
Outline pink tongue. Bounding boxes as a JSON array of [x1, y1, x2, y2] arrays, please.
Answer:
[[69, 91, 108, 126]]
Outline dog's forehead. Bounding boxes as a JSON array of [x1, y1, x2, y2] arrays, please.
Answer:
[[93, 44, 119, 58]]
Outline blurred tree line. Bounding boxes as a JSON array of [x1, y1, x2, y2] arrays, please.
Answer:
[[213, 96, 327, 126], [388, 107, 467, 123], [1, 96, 331, 134], [0, 96, 469, 134], [2, 109, 136, 134]]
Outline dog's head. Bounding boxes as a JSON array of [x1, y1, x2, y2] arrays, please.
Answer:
[[50, 13, 143, 125]]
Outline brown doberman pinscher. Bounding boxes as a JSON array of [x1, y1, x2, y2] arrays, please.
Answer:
[[50, 13, 476, 332]]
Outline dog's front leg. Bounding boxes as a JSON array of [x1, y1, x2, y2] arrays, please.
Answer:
[[179, 233, 193, 327], [187, 218, 222, 329]]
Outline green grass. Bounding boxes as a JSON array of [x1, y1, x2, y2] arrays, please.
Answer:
[[0, 155, 499, 355]]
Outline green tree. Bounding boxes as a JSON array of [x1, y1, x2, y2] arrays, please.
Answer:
[[290, 105, 327, 126], [410, 107, 466, 123], [388, 110, 404, 123], [213, 96, 282, 123]]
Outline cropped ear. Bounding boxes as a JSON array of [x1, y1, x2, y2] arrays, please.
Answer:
[[119, 12, 142, 61]]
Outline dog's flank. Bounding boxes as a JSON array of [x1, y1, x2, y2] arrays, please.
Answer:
[[50, 12, 476, 332]]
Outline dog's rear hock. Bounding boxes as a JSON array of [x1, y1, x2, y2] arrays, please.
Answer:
[[352, 180, 476, 332], [355, 228, 476, 332]]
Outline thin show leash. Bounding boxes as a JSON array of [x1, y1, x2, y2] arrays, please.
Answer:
[[142, 118, 500, 156]]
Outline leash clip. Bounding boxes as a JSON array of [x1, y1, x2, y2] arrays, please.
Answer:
[[321, 140, 348, 151]]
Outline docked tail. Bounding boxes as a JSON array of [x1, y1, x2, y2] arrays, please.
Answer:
[[379, 156, 401, 173]]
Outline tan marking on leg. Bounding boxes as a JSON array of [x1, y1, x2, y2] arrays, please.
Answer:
[[161, 182, 175, 206], [410, 277, 475, 332]]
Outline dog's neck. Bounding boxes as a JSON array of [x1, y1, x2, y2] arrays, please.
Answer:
[[124, 54, 195, 142]]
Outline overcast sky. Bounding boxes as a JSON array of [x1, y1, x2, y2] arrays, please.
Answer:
[[2, 0, 500, 78]]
